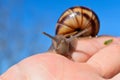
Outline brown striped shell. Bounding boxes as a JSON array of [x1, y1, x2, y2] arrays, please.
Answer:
[[56, 6, 100, 38]]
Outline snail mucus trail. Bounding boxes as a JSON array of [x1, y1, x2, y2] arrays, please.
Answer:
[[43, 6, 100, 59]]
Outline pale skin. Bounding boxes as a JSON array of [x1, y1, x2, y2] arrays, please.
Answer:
[[1, 36, 120, 80]]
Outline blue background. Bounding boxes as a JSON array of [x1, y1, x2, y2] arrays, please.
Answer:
[[0, 0, 120, 74]]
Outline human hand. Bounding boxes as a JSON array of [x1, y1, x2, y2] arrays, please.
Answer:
[[1, 36, 120, 80]]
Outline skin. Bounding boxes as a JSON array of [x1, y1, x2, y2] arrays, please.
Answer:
[[1, 36, 120, 80]]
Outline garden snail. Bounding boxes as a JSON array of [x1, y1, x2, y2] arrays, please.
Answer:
[[43, 6, 100, 59]]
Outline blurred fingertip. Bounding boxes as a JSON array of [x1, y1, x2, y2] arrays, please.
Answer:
[[71, 52, 89, 62]]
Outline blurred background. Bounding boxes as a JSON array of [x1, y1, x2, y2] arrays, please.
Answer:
[[0, 0, 120, 74]]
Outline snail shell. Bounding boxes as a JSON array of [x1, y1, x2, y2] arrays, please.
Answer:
[[56, 6, 100, 38]]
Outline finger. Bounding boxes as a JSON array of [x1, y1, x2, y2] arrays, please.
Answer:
[[87, 43, 120, 79], [71, 36, 120, 62], [110, 73, 120, 80]]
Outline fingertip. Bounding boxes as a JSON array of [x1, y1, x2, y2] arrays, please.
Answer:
[[72, 51, 90, 62]]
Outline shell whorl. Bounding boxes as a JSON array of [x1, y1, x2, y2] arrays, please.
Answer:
[[56, 6, 100, 37]]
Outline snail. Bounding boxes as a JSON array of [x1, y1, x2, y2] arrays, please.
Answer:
[[43, 6, 100, 59]]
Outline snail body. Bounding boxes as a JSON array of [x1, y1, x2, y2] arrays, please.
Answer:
[[43, 6, 100, 58]]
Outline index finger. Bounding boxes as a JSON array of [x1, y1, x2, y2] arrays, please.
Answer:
[[71, 36, 120, 62]]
